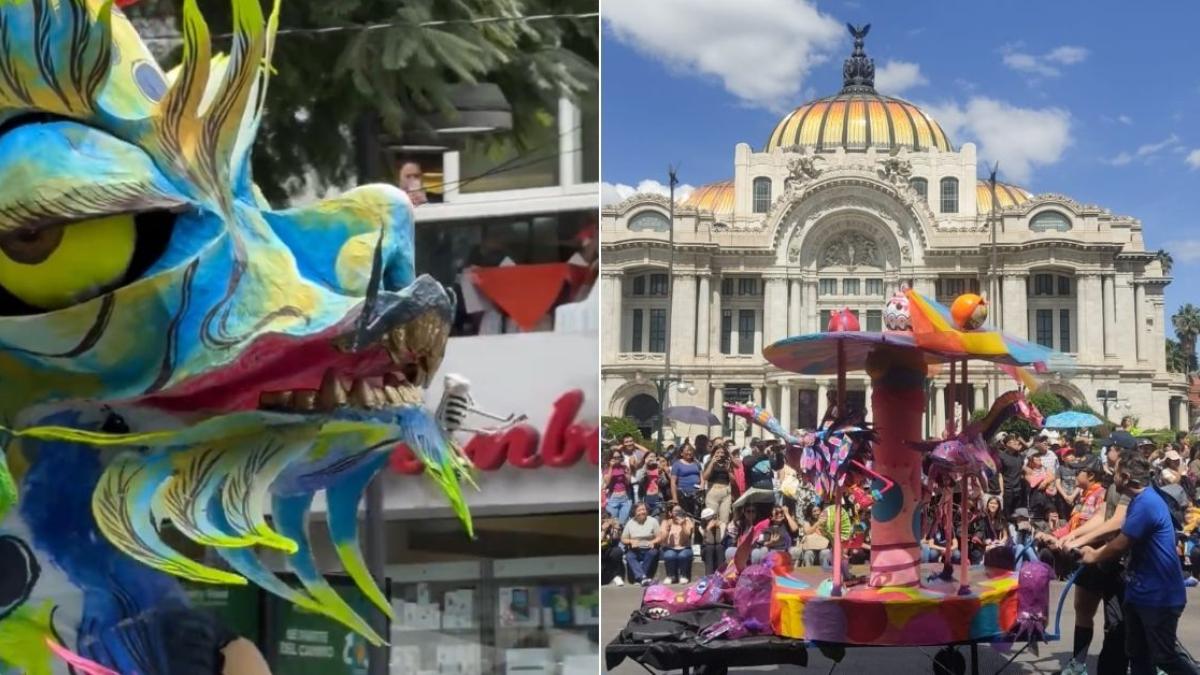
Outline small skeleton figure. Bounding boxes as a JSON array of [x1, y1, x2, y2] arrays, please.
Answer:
[[436, 374, 526, 434]]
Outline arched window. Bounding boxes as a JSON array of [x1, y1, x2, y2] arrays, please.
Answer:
[[910, 177, 928, 199], [939, 178, 958, 213], [628, 210, 670, 232], [1030, 210, 1072, 232], [753, 177, 772, 213]]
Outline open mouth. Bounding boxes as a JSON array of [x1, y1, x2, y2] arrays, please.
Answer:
[[134, 278, 453, 417]]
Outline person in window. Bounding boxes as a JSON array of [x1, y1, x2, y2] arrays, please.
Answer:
[[397, 157, 428, 206], [703, 443, 737, 524], [1079, 454, 1197, 675], [658, 505, 695, 584], [621, 502, 661, 586], [601, 513, 626, 586], [603, 450, 633, 525], [699, 508, 726, 575], [670, 444, 702, 518]]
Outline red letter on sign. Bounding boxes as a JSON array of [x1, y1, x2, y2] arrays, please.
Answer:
[[503, 424, 542, 469], [542, 389, 592, 468]]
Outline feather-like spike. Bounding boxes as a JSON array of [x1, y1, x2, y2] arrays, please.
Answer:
[[219, 435, 310, 553], [46, 638, 120, 675], [156, 446, 251, 548], [201, 0, 266, 176], [155, 0, 211, 162], [325, 452, 394, 620], [273, 491, 386, 646], [91, 452, 245, 585]]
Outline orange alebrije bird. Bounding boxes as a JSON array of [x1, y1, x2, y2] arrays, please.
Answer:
[[951, 293, 988, 330]]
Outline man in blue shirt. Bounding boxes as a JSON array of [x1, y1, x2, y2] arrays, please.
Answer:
[[1080, 454, 1197, 675]]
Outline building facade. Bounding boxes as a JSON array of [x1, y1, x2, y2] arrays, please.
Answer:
[[601, 35, 1190, 436]]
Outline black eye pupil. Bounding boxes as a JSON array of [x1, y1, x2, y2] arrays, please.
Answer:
[[101, 412, 129, 434]]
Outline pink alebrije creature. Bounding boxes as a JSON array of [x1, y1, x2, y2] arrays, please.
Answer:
[[1012, 560, 1052, 643], [826, 308, 860, 332], [883, 288, 912, 331]]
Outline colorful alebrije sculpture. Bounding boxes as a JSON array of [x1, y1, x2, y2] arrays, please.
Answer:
[[0, 0, 474, 671], [882, 287, 911, 331], [950, 293, 988, 330], [826, 307, 860, 332]]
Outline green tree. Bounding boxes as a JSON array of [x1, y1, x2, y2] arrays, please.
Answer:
[[1172, 303, 1200, 373], [127, 0, 598, 203], [1167, 338, 1190, 374], [601, 417, 656, 452]]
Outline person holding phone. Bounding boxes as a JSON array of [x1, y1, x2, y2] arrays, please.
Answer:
[[703, 443, 737, 524], [659, 506, 695, 584], [621, 502, 661, 586], [603, 449, 633, 524]]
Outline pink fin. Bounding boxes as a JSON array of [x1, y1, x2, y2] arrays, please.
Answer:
[[46, 638, 122, 675]]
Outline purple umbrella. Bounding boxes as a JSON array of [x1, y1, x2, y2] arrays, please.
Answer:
[[663, 405, 720, 427]]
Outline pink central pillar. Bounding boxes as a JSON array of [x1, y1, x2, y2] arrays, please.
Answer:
[[865, 345, 927, 588]]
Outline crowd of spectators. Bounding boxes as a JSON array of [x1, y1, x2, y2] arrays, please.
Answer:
[[601, 419, 1200, 593]]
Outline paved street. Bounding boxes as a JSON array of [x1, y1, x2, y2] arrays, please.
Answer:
[[602, 583, 1200, 673]]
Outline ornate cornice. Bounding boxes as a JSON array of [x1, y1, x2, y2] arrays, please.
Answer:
[[602, 192, 697, 219]]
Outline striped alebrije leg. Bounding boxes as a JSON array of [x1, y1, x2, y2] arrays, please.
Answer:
[[272, 491, 385, 646], [156, 446, 251, 549], [219, 435, 313, 553], [92, 451, 245, 585], [325, 452, 394, 620]]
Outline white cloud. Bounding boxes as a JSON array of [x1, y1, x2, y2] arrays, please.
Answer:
[[603, 0, 844, 111], [1106, 134, 1182, 166], [601, 180, 696, 206], [1117, 114, 1133, 125], [874, 60, 927, 96], [1164, 239, 1200, 263], [1001, 44, 1089, 78], [925, 97, 1071, 183], [1187, 149, 1200, 170]]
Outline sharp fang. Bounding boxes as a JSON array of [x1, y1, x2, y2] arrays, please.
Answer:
[[294, 390, 317, 411], [396, 384, 422, 405], [349, 379, 379, 409], [382, 385, 403, 406], [317, 369, 347, 411]]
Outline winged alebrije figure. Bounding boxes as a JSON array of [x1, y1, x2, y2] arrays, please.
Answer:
[[0, 0, 475, 671]]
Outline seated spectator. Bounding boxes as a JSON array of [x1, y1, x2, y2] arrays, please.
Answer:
[[1025, 452, 1056, 523], [659, 505, 695, 584], [699, 508, 726, 576], [798, 503, 829, 567], [973, 495, 1009, 557], [603, 450, 633, 524], [819, 500, 854, 570], [1008, 507, 1039, 564], [637, 451, 669, 517], [601, 513, 625, 586], [752, 505, 799, 564], [621, 503, 660, 586]]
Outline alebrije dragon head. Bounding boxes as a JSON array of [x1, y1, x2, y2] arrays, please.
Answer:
[[0, 0, 473, 670]]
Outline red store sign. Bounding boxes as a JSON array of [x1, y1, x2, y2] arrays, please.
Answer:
[[389, 389, 600, 474]]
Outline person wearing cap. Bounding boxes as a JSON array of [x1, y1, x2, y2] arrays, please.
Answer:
[[1008, 508, 1039, 565], [1056, 441, 1094, 521], [1053, 445, 1134, 675], [699, 507, 726, 576], [1078, 454, 1196, 675], [1027, 434, 1059, 476]]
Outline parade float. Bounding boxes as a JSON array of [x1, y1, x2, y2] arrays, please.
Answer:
[[607, 288, 1073, 674], [0, 0, 481, 672]]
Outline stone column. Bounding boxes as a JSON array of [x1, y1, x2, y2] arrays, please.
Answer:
[[1134, 281, 1147, 364], [1116, 272, 1136, 360], [973, 384, 985, 411], [1077, 274, 1102, 361], [601, 271, 622, 360], [712, 384, 725, 434], [696, 273, 712, 356], [780, 382, 793, 433], [710, 273, 723, 355], [817, 382, 829, 421], [787, 279, 802, 337], [671, 273, 697, 359], [914, 275, 936, 298], [1001, 273, 1028, 341], [932, 383, 945, 435], [806, 281, 819, 333], [1103, 274, 1117, 357], [764, 276, 788, 346], [1152, 296, 1167, 373]]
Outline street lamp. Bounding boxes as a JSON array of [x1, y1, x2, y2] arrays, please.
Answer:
[[1096, 389, 1119, 421], [654, 375, 695, 446], [658, 166, 680, 446]]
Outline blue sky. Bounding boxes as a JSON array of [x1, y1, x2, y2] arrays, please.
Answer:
[[601, 0, 1200, 334]]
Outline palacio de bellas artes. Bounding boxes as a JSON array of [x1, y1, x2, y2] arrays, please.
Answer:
[[599, 29, 1191, 439]]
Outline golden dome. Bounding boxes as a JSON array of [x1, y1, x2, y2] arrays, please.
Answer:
[[683, 181, 734, 214], [765, 93, 952, 153], [765, 24, 952, 154], [975, 180, 1032, 214]]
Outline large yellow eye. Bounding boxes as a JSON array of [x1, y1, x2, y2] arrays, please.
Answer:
[[0, 214, 136, 310]]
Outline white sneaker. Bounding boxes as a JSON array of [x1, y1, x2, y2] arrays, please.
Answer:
[[611, 576, 625, 587], [678, 576, 690, 584], [640, 578, 653, 587]]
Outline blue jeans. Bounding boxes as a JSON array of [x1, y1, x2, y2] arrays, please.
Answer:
[[662, 547, 693, 579], [625, 547, 658, 581], [606, 493, 631, 524]]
